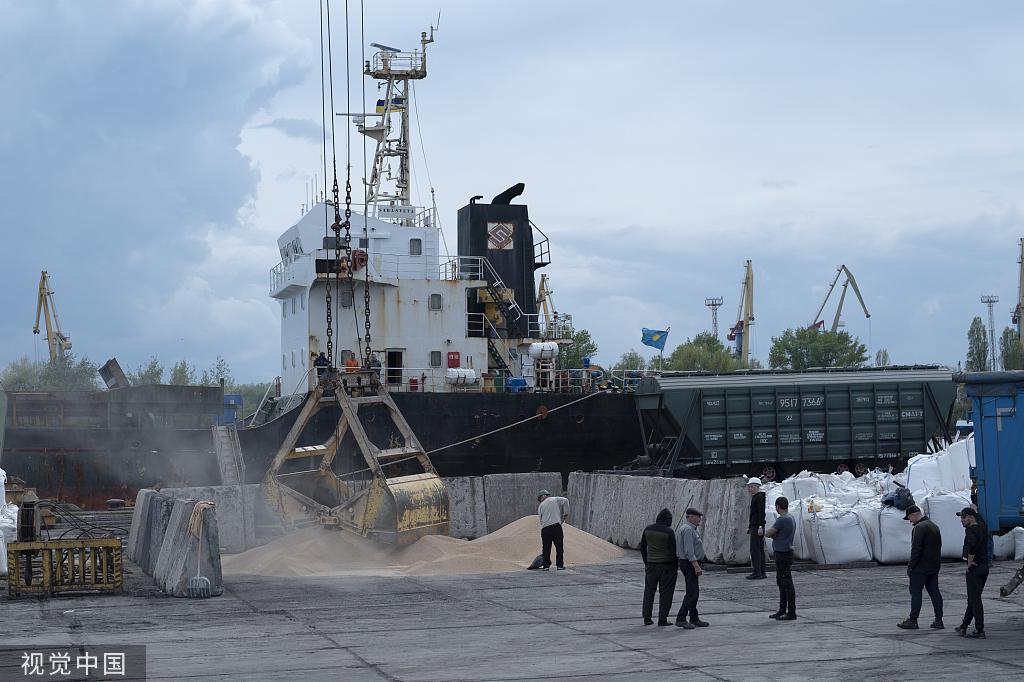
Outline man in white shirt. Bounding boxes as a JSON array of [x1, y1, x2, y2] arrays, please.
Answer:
[[537, 490, 570, 571]]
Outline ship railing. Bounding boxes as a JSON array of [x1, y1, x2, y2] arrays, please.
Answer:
[[369, 204, 436, 229], [531, 366, 606, 394], [269, 255, 313, 296], [368, 50, 426, 78], [523, 313, 574, 341], [440, 256, 485, 281], [378, 366, 482, 393], [530, 221, 551, 268], [607, 369, 663, 392], [270, 260, 286, 291], [366, 252, 436, 280]]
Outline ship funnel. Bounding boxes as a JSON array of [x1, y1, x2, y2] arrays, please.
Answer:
[[491, 183, 525, 205]]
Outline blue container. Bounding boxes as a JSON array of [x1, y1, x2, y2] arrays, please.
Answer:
[[222, 393, 243, 425], [959, 371, 1024, 531]]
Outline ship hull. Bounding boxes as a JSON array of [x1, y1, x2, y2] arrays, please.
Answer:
[[238, 391, 641, 482]]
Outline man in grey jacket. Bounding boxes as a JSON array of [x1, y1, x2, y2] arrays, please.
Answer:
[[675, 508, 709, 629], [537, 490, 569, 571]]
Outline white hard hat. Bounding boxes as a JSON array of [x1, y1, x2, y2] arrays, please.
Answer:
[[747, 477, 762, 486]]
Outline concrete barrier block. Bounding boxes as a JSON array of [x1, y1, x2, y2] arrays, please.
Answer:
[[567, 473, 754, 564], [127, 489, 175, 575], [483, 472, 563, 533], [159, 485, 257, 553], [443, 477, 487, 539], [153, 498, 223, 598]]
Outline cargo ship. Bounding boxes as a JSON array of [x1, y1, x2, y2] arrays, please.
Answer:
[[237, 29, 641, 480]]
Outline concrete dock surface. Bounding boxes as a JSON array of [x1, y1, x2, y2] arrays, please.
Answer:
[[3, 555, 1024, 681]]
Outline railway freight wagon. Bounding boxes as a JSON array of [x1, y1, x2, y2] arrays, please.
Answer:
[[635, 366, 957, 481]]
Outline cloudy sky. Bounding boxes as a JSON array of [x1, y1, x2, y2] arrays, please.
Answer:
[[2, 0, 1022, 382]]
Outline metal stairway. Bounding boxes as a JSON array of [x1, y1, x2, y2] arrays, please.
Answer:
[[212, 424, 245, 486]]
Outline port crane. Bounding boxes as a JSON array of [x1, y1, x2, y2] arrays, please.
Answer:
[[810, 264, 870, 333], [727, 260, 754, 365], [1013, 239, 1024, 338], [33, 271, 72, 362]]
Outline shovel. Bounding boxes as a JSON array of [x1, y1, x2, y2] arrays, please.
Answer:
[[186, 522, 212, 599]]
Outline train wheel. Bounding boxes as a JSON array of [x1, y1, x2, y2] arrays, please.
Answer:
[[854, 462, 870, 477], [761, 465, 778, 483], [836, 463, 850, 475]]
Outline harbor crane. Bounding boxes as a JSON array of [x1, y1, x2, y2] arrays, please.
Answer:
[[1012, 238, 1023, 338], [810, 264, 870, 333], [727, 260, 754, 365], [33, 271, 72, 362]]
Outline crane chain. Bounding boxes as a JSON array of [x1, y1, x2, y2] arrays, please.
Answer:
[[326, 169, 342, 369], [341, 169, 357, 367]]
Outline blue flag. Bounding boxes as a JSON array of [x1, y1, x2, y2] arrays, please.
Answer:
[[641, 328, 669, 351]]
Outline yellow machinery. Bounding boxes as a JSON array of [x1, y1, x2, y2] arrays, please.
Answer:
[[7, 492, 123, 598], [263, 368, 449, 545], [811, 264, 870, 333], [33, 271, 72, 362]]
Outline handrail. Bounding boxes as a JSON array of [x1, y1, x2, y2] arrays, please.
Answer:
[[248, 380, 278, 426]]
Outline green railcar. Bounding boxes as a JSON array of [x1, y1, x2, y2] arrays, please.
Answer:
[[635, 366, 957, 480]]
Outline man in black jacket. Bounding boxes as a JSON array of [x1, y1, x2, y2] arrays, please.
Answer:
[[746, 477, 767, 579], [956, 507, 989, 639], [639, 508, 677, 626], [898, 505, 943, 630]]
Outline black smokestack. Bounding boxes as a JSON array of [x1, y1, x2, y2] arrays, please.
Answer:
[[491, 183, 525, 205]]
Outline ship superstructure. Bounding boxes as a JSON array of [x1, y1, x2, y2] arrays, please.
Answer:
[[270, 31, 573, 398]]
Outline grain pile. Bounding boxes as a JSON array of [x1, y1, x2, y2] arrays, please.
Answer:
[[222, 515, 623, 578]]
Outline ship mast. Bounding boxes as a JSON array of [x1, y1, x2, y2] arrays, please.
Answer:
[[356, 27, 435, 226]]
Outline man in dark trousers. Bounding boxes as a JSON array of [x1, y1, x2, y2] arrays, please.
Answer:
[[675, 508, 708, 629], [536, 490, 569, 571], [639, 508, 677, 626], [898, 504, 943, 629], [766, 496, 797, 620], [746, 477, 767, 580], [956, 507, 990, 638]]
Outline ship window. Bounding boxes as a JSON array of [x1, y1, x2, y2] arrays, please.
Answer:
[[359, 238, 369, 248], [409, 238, 422, 256], [430, 351, 442, 367], [340, 289, 353, 308], [429, 293, 443, 310], [282, 355, 286, 372], [282, 301, 286, 318], [301, 292, 306, 310], [291, 297, 296, 314], [301, 347, 306, 366], [291, 350, 296, 368]]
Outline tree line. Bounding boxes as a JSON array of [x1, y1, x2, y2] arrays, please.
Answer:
[[610, 327, 874, 373], [0, 355, 271, 413]]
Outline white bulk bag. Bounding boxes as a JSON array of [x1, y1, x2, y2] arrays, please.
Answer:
[[0, 532, 6, 577], [781, 472, 830, 503], [0, 503, 17, 544], [858, 505, 913, 564], [804, 508, 873, 565], [921, 489, 972, 559], [905, 454, 946, 496], [0, 467, 6, 507], [828, 471, 855, 488], [993, 532, 1015, 560], [1014, 527, 1024, 561], [940, 439, 972, 492]]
